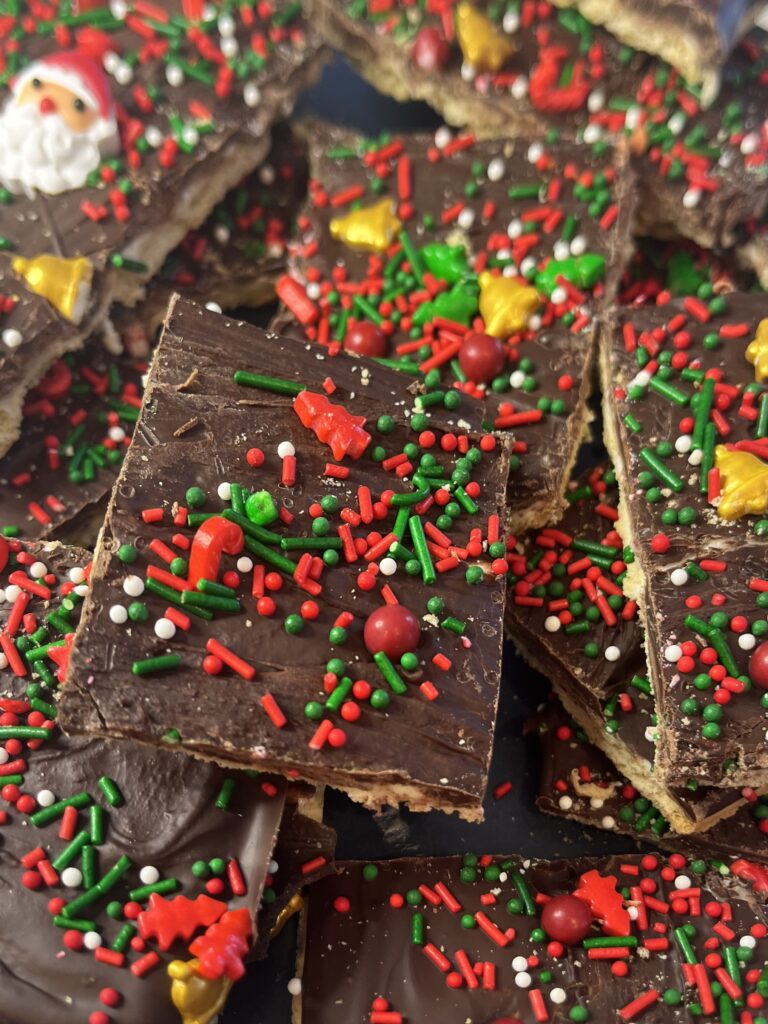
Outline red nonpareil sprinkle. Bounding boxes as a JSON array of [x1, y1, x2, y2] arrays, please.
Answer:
[[618, 990, 660, 1021], [141, 508, 164, 524], [260, 693, 287, 728], [205, 638, 255, 681], [94, 948, 124, 968], [308, 719, 333, 750], [474, 912, 510, 947], [302, 856, 327, 876], [227, 859, 246, 897], [130, 951, 160, 977], [422, 942, 451, 972]]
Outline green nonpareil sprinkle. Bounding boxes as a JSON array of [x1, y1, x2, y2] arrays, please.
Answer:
[[112, 922, 136, 953], [53, 914, 96, 931], [128, 877, 180, 903], [52, 830, 91, 872], [325, 676, 354, 713], [182, 591, 241, 613], [411, 912, 425, 945], [511, 870, 536, 916], [583, 935, 638, 949], [0, 725, 50, 741], [31, 791, 91, 827], [222, 509, 281, 546], [674, 925, 699, 965], [639, 448, 683, 492], [145, 578, 213, 620], [98, 777, 123, 808], [647, 376, 689, 407], [215, 778, 236, 810], [630, 675, 652, 694], [699, 421, 716, 494], [373, 651, 408, 695], [90, 804, 104, 845], [233, 370, 304, 396], [408, 515, 436, 585], [440, 616, 466, 635], [131, 654, 182, 677]]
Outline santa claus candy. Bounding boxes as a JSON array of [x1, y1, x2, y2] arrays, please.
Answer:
[[0, 50, 120, 197]]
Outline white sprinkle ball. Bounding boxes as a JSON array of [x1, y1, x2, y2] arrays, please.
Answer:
[[109, 604, 128, 625], [123, 575, 144, 597]]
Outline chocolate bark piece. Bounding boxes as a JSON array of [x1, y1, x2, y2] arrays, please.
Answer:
[[533, 698, 768, 864], [621, 237, 754, 306], [0, 3, 327, 458], [601, 292, 768, 789], [505, 462, 754, 833], [548, 0, 763, 97], [307, 1, 768, 249], [61, 299, 511, 821], [602, 292, 768, 567], [114, 125, 310, 343], [256, 791, 336, 959], [0, 337, 146, 543], [273, 122, 634, 532], [0, 538, 287, 1024], [297, 852, 768, 1024]]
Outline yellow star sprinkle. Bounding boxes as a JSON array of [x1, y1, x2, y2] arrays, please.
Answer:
[[329, 198, 402, 253], [11, 253, 93, 324], [456, 2, 515, 73], [746, 318, 768, 382], [714, 446, 768, 520], [478, 271, 540, 337]]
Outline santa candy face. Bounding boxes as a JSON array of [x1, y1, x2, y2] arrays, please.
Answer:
[[16, 76, 100, 135], [0, 51, 119, 197]]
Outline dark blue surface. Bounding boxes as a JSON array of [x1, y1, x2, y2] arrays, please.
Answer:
[[224, 55, 637, 1023]]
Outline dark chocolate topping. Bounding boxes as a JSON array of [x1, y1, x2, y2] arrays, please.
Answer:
[[62, 299, 510, 818]]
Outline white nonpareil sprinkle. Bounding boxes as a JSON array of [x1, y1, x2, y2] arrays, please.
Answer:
[[670, 568, 689, 587], [217, 482, 232, 501], [277, 441, 296, 460], [604, 645, 620, 662], [154, 617, 176, 641], [123, 575, 144, 597], [139, 865, 160, 885], [544, 615, 561, 633], [84, 932, 102, 950], [61, 867, 83, 888], [36, 789, 55, 807], [487, 157, 505, 182], [244, 82, 261, 108], [109, 604, 128, 625], [2, 328, 23, 349], [665, 644, 683, 663]]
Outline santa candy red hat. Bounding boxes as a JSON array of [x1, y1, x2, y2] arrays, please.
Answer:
[[11, 50, 115, 121]]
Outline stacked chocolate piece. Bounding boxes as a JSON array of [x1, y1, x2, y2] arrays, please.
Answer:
[[3, 1, 768, 1022]]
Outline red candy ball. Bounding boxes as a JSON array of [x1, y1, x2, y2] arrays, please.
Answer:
[[540, 894, 592, 945], [458, 332, 506, 384], [344, 322, 388, 358], [411, 26, 451, 72], [363, 605, 421, 660], [750, 642, 768, 689], [99, 988, 121, 1008]]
